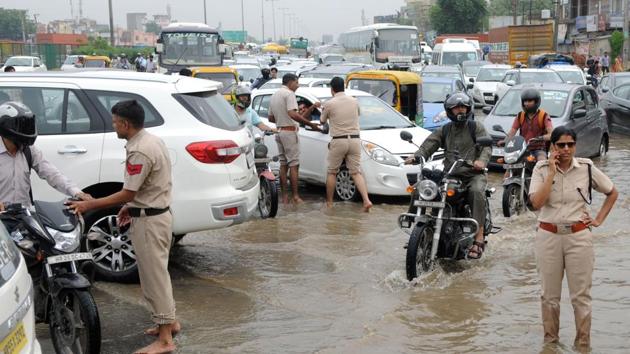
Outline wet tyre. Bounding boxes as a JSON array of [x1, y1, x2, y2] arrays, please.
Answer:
[[502, 184, 522, 218], [597, 137, 608, 157], [258, 177, 278, 218], [406, 224, 434, 281], [335, 167, 358, 201], [50, 289, 101, 354]]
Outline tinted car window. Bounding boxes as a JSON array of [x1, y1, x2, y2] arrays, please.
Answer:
[[86, 90, 164, 129], [584, 89, 596, 109], [174, 91, 242, 131], [66, 91, 92, 133]]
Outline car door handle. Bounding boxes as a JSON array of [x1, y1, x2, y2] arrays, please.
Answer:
[[58, 146, 88, 154]]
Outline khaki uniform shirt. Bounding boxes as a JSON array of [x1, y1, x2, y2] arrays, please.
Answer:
[[268, 86, 299, 128], [123, 130, 172, 209], [320, 92, 361, 137], [529, 157, 614, 224]]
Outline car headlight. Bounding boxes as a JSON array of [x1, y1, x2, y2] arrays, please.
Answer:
[[504, 151, 520, 164], [418, 180, 438, 200], [361, 141, 399, 166], [433, 111, 448, 123], [47, 227, 82, 253]]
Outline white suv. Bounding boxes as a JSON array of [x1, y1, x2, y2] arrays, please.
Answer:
[[0, 71, 259, 282]]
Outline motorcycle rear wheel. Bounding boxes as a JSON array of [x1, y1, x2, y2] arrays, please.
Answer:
[[502, 184, 522, 217], [50, 289, 101, 354], [406, 224, 434, 281], [258, 177, 278, 219]]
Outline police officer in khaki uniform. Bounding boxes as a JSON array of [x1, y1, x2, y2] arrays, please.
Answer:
[[68, 100, 179, 354], [320, 77, 372, 211], [529, 126, 618, 349]]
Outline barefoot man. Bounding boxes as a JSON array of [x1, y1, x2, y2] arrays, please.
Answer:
[[320, 77, 372, 211], [268, 73, 320, 204], [67, 100, 179, 354]]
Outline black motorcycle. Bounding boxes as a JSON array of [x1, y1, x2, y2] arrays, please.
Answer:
[[398, 131, 501, 280], [1, 201, 101, 354], [254, 132, 279, 219]]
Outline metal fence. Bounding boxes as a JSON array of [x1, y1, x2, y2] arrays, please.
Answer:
[[0, 43, 70, 69]]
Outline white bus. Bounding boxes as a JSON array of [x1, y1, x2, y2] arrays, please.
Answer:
[[338, 24, 421, 69]]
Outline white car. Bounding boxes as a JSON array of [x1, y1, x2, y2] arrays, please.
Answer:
[[495, 68, 564, 101], [259, 78, 331, 90], [251, 88, 432, 200], [230, 64, 262, 86], [60, 55, 80, 71], [470, 64, 512, 107], [0, 224, 41, 354], [1, 56, 47, 72], [0, 71, 259, 282], [547, 64, 588, 85]]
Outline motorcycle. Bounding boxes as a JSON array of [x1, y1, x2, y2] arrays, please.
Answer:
[[254, 132, 279, 218], [493, 124, 544, 217], [397, 131, 501, 281], [0, 200, 101, 354]]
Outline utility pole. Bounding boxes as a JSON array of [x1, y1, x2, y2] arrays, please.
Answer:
[[512, 0, 518, 25], [279, 7, 289, 40], [203, 0, 207, 24], [241, 0, 245, 43], [553, 0, 559, 51], [108, 0, 115, 46], [529, 0, 533, 25], [266, 0, 279, 41], [261, 0, 265, 43]]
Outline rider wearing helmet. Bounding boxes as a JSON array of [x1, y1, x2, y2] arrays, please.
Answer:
[[499, 88, 552, 161], [251, 68, 272, 90], [0, 101, 91, 212], [406, 92, 491, 259], [233, 86, 276, 133]]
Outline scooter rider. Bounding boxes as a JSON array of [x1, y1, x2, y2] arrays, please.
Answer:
[[405, 93, 491, 259], [251, 68, 272, 90], [0, 101, 92, 213], [233, 86, 276, 133], [498, 88, 552, 161]]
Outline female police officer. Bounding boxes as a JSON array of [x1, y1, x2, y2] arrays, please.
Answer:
[[529, 126, 618, 349]]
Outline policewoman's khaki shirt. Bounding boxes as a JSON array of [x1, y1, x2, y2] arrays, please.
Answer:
[[123, 129, 172, 209], [529, 157, 613, 224]]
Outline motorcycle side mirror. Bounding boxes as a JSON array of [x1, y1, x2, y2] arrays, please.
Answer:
[[400, 131, 413, 142], [476, 136, 493, 147], [492, 124, 506, 134]]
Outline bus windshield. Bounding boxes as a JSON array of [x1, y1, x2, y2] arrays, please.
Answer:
[[376, 29, 419, 59], [161, 32, 221, 66]]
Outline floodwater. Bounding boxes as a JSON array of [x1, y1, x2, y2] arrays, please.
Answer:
[[38, 135, 630, 354]]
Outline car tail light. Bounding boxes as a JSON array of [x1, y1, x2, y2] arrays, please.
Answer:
[[186, 141, 241, 164], [223, 207, 239, 217]]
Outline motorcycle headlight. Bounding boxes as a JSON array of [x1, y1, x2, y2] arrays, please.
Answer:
[[47, 227, 82, 253], [254, 143, 268, 158], [361, 141, 399, 166], [433, 111, 448, 123], [418, 180, 438, 200], [504, 151, 521, 164]]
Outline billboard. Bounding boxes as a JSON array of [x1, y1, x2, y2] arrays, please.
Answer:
[[222, 30, 247, 43], [586, 15, 598, 32]]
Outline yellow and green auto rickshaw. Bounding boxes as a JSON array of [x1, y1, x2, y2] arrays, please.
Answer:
[[83, 55, 112, 68], [191, 66, 240, 101], [346, 70, 423, 126]]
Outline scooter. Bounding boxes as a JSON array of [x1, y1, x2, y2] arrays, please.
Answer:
[[1, 200, 101, 354], [397, 131, 501, 280], [254, 132, 279, 218]]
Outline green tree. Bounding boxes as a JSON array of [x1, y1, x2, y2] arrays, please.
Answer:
[[0, 8, 37, 41], [145, 21, 161, 35], [430, 0, 487, 34], [487, 0, 553, 19], [610, 30, 624, 63]]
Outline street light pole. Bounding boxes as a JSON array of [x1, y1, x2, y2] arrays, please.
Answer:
[[261, 0, 265, 43], [279, 7, 289, 40], [266, 0, 279, 41], [203, 0, 207, 24], [241, 0, 245, 44], [108, 0, 115, 46]]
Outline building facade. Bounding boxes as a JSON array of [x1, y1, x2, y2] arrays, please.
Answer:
[[127, 13, 147, 32]]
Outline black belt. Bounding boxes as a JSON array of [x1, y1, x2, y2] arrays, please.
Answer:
[[128, 207, 170, 217], [331, 134, 360, 139]]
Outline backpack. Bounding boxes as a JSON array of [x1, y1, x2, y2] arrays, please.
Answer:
[[23, 146, 34, 203], [517, 109, 546, 130], [440, 120, 477, 149]]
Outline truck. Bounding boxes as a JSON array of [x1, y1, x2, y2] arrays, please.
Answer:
[[508, 23, 554, 65]]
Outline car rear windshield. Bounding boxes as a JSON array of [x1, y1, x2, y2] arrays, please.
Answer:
[[494, 89, 569, 118], [477, 68, 508, 82], [520, 72, 564, 84], [174, 91, 242, 131], [422, 82, 453, 103], [557, 71, 584, 84]]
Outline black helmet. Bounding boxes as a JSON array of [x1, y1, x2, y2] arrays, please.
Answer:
[[0, 101, 37, 146], [261, 68, 271, 79], [521, 88, 541, 114], [444, 92, 473, 123]]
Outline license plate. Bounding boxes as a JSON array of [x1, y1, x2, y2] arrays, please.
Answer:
[[246, 152, 255, 169], [413, 200, 445, 208], [47, 252, 93, 265], [492, 147, 504, 156], [0, 322, 27, 354], [503, 163, 525, 169]]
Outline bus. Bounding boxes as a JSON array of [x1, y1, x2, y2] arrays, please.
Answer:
[[338, 24, 421, 69], [156, 22, 226, 73]]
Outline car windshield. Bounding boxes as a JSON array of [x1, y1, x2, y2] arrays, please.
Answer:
[[63, 56, 78, 65], [347, 79, 396, 106], [463, 64, 485, 76], [441, 52, 478, 66], [84, 60, 107, 68], [174, 91, 242, 131], [5, 57, 32, 66], [477, 68, 509, 82], [234, 68, 260, 83], [494, 89, 568, 117], [355, 96, 415, 130], [422, 82, 453, 103], [195, 72, 238, 94], [520, 72, 564, 84], [376, 28, 420, 57], [422, 71, 461, 80], [556, 71, 584, 84]]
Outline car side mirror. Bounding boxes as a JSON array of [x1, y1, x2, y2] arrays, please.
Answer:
[[492, 124, 506, 134], [476, 136, 493, 147], [469, 77, 475, 83], [573, 108, 587, 119], [400, 130, 413, 142], [602, 87, 609, 93], [482, 106, 493, 115], [506, 80, 516, 86], [467, 83, 474, 90]]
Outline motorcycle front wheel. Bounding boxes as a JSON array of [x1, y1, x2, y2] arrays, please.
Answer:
[[50, 289, 101, 354], [258, 177, 278, 219], [502, 184, 522, 217], [406, 224, 434, 281]]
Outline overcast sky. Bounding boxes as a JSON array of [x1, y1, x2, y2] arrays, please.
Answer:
[[4, 0, 405, 41]]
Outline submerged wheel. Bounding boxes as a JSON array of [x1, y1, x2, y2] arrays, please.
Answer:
[[502, 184, 522, 218], [258, 177, 279, 218], [406, 224, 434, 281], [335, 167, 358, 201], [597, 137, 608, 157]]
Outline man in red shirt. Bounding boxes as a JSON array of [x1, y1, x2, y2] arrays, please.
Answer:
[[499, 88, 553, 161]]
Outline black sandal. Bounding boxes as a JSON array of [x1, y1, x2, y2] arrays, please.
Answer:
[[467, 241, 485, 260]]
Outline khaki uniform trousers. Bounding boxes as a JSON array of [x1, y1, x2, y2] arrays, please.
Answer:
[[129, 211, 176, 324], [535, 228, 594, 348]]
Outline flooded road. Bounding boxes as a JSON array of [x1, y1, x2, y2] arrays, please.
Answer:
[[39, 134, 630, 353]]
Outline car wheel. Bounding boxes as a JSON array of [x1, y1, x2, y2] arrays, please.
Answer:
[[83, 207, 138, 283], [597, 137, 608, 157], [335, 167, 358, 201]]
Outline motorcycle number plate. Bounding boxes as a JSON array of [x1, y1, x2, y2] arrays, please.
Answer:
[[413, 200, 445, 208], [0, 321, 27, 354], [492, 147, 504, 156], [503, 163, 525, 169], [47, 252, 93, 265], [246, 152, 255, 169]]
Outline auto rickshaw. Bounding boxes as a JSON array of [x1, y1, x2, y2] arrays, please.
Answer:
[[191, 67, 240, 101], [346, 70, 423, 125], [83, 55, 112, 68], [262, 43, 289, 55]]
